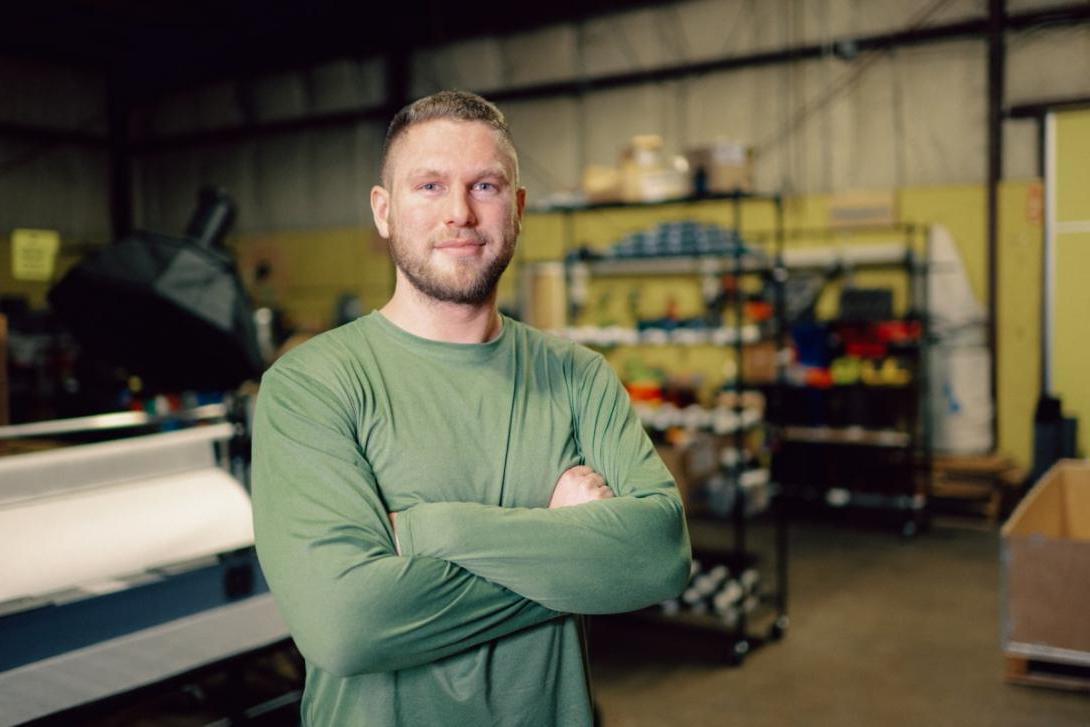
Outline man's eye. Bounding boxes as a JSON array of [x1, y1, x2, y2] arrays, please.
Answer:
[[474, 182, 497, 192], [419, 183, 441, 192]]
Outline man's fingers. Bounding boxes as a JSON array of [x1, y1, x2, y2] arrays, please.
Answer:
[[549, 465, 612, 508]]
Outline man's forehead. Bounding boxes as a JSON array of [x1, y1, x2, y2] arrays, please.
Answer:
[[404, 163, 511, 180], [388, 119, 517, 178]]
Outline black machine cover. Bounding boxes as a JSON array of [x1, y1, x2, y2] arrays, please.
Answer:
[[49, 188, 262, 391]]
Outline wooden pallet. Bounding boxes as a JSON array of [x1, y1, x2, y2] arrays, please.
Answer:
[[1005, 654, 1090, 692], [930, 453, 1026, 525]]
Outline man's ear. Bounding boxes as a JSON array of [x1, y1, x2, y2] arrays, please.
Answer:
[[515, 186, 527, 231], [371, 185, 391, 239]]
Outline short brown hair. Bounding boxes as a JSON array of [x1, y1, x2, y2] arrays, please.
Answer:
[[379, 90, 517, 185]]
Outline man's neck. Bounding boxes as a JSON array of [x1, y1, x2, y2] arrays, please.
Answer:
[[380, 286, 502, 344]]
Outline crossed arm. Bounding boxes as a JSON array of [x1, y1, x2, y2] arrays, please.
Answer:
[[251, 352, 690, 678], [252, 366, 562, 677], [388, 464, 613, 545]]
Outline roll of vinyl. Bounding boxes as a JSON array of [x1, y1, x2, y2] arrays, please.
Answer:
[[1, 468, 254, 603]]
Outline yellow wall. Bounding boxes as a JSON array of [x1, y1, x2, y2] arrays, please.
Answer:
[[1053, 110, 1090, 459], [997, 182, 1045, 468], [230, 228, 393, 332]]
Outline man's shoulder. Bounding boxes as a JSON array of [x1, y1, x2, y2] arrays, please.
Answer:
[[508, 317, 575, 356], [266, 316, 374, 384], [506, 318, 605, 372]]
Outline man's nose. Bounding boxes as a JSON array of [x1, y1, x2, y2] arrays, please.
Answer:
[[445, 188, 477, 227]]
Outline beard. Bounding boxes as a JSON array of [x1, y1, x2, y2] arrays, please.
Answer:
[[387, 221, 517, 306]]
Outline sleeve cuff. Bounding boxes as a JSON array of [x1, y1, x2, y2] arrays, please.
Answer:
[[396, 508, 416, 557], [395, 503, 452, 559]]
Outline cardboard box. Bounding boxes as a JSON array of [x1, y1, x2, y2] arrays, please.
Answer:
[[581, 164, 622, 204], [622, 167, 691, 203], [741, 341, 777, 384], [931, 453, 1025, 523], [617, 135, 692, 203], [685, 142, 753, 194], [655, 433, 721, 512], [1000, 460, 1090, 661]]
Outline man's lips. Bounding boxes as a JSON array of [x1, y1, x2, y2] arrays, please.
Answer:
[[434, 238, 486, 256], [434, 238, 485, 249]]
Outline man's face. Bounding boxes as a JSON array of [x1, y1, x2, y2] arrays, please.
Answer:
[[371, 119, 526, 306]]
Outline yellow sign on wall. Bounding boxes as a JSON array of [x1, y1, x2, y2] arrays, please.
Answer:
[[11, 229, 60, 281]]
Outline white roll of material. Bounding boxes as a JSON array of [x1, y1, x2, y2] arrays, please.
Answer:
[[0, 425, 254, 604]]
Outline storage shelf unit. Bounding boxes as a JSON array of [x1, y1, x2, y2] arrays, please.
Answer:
[[768, 223, 931, 537], [561, 324, 764, 347], [553, 191, 790, 665]]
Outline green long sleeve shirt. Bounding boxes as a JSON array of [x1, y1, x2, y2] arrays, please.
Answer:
[[251, 312, 691, 726]]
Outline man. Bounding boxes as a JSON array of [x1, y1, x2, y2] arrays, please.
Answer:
[[251, 90, 691, 726]]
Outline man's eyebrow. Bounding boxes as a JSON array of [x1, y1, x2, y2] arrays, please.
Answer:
[[475, 166, 510, 181], [404, 167, 446, 179]]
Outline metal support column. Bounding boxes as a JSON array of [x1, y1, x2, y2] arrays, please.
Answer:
[[985, 0, 1005, 447]]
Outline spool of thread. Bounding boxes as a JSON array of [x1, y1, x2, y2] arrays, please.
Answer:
[[713, 580, 744, 612]]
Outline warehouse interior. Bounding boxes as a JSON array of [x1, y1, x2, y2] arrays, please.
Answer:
[[1, 1, 1089, 725]]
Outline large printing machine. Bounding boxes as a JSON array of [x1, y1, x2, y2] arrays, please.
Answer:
[[0, 408, 291, 725], [0, 188, 296, 724]]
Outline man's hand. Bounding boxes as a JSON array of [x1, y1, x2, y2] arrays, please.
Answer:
[[549, 465, 614, 509]]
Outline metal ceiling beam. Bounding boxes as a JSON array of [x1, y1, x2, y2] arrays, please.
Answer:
[[1006, 96, 1090, 119], [0, 121, 106, 147], [1005, 3, 1090, 30], [130, 16, 991, 154], [121, 3, 1090, 155]]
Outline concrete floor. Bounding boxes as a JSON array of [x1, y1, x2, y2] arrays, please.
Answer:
[[588, 519, 1090, 727]]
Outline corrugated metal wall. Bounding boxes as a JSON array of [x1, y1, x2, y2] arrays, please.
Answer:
[[0, 59, 110, 242], [126, 0, 1090, 233], [129, 58, 387, 235]]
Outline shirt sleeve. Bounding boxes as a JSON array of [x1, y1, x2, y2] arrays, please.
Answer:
[[396, 347, 692, 615], [251, 363, 561, 678]]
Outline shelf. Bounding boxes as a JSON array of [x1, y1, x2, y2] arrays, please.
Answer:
[[559, 324, 763, 347], [718, 447, 757, 469], [570, 256, 772, 276], [552, 188, 790, 656], [700, 469, 774, 519], [633, 591, 784, 643], [636, 403, 763, 434], [645, 604, 751, 634], [824, 487, 926, 512], [564, 242, 914, 276], [776, 381, 916, 391], [780, 425, 911, 448], [537, 190, 782, 213], [779, 242, 913, 271]]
